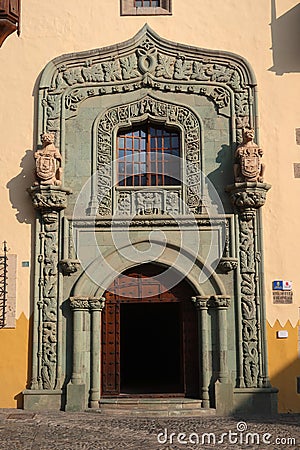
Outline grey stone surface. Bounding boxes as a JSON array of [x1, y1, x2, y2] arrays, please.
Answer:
[[0, 409, 299, 450]]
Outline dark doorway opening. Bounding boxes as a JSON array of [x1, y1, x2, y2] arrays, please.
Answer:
[[120, 302, 183, 394]]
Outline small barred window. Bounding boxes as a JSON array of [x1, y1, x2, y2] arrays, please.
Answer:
[[121, 0, 172, 16], [134, 0, 160, 6]]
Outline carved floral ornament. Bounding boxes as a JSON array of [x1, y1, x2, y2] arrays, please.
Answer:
[[40, 25, 256, 140]]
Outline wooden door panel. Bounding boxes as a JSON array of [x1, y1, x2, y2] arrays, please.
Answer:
[[101, 264, 198, 397]]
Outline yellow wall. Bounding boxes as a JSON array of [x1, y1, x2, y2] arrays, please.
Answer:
[[0, 0, 299, 409], [0, 314, 30, 408], [267, 320, 300, 413]]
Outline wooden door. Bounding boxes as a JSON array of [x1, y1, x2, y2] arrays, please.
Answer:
[[101, 264, 199, 397]]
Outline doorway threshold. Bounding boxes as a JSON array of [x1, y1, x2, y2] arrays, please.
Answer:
[[98, 398, 216, 417]]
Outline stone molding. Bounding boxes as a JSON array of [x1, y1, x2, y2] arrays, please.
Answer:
[[39, 25, 256, 147]]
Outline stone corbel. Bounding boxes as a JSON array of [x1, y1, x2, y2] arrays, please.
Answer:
[[226, 182, 271, 220], [28, 185, 72, 213], [59, 259, 80, 276], [217, 257, 238, 273]]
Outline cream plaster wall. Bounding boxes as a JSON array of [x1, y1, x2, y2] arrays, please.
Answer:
[[0, 0, 299, 325]]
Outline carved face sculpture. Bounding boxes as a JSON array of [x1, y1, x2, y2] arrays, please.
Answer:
[[41, 132, 55, 146], [243, 127, 255, 142]]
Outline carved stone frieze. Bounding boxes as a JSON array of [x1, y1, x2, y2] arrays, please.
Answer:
[[116, 189, 181, 216], [41, 26, 255, 141]]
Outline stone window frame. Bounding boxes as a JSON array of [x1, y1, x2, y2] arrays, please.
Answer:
[[120, 0, 172, 16]]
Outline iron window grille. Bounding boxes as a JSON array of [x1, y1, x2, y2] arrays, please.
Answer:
[[0, 242, 8, 328]]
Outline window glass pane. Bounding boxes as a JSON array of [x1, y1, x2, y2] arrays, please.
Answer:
[[117, 124, 180, 187]]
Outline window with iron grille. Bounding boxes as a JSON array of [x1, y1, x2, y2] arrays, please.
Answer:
[[117, 124, 180, 187], [0, 242, 8, 328], [134, 0, 160, 6], [121, 0, 172, 16]]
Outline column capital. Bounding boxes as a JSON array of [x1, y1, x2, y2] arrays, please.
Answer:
[[70, 297, 90, 311], [69, 296, 105, 311], [191, 296, 210, 310], [89, 297, 105, 311], [209, 295, 231, 309]]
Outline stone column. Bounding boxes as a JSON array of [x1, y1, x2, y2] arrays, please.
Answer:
[[226, 181, 271, 388], [89, 297, 105, 408], [191, 296, 210, 408], [27, 186, 71, 390], [66, 297, 90, 411], [69, 297, 90, 385], [210, 295, 231, 383]]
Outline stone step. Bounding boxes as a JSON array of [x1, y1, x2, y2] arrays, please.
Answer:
[[98, 398, 216, 417]]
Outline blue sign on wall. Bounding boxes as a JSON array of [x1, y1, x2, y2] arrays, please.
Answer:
[[272, 280, 292, 291]]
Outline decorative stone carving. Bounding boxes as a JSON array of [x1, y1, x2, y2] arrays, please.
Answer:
[[28, 185, 71, 212], [226, 178, 271, 388], [209, 295, 231, 309], [97, 95, 202, 216], [226, 182, 271, 221], [59, 259, 80, 276], [116, 189, 181, 216], [28, 184, 71, 390], [40, 25, 255, 145], [234, 128, 265, 182], [34, 133, 63, 186], [218, 257, 238, 273], [69, 296, 105, 311], [191, 296, 210, 309]]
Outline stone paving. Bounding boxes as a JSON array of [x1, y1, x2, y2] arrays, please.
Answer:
[[0, 409, 299, 450]]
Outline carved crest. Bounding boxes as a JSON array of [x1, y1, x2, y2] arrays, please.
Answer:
[[234, 128, 265, 182], [240, 148, 261, 179]]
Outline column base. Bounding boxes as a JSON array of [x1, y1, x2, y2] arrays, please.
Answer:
[[65, 383, 86, 411], [215, 381, 233, 415], [233, 387, 278, 415], [22, 389, 62, 411]]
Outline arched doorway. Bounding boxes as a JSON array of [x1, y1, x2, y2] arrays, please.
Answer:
[[102, 264, 199, 397]]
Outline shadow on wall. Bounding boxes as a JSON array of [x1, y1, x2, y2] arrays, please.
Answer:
[[270, 0, 300, 75], [6, 150, 36, 225], [270, 357, 300, 413]]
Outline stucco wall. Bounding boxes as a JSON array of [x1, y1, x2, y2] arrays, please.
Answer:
[[0, 0, 299, 410]]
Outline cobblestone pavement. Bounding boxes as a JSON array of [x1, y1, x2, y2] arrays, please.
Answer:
[[0, 409, 299, 450]]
